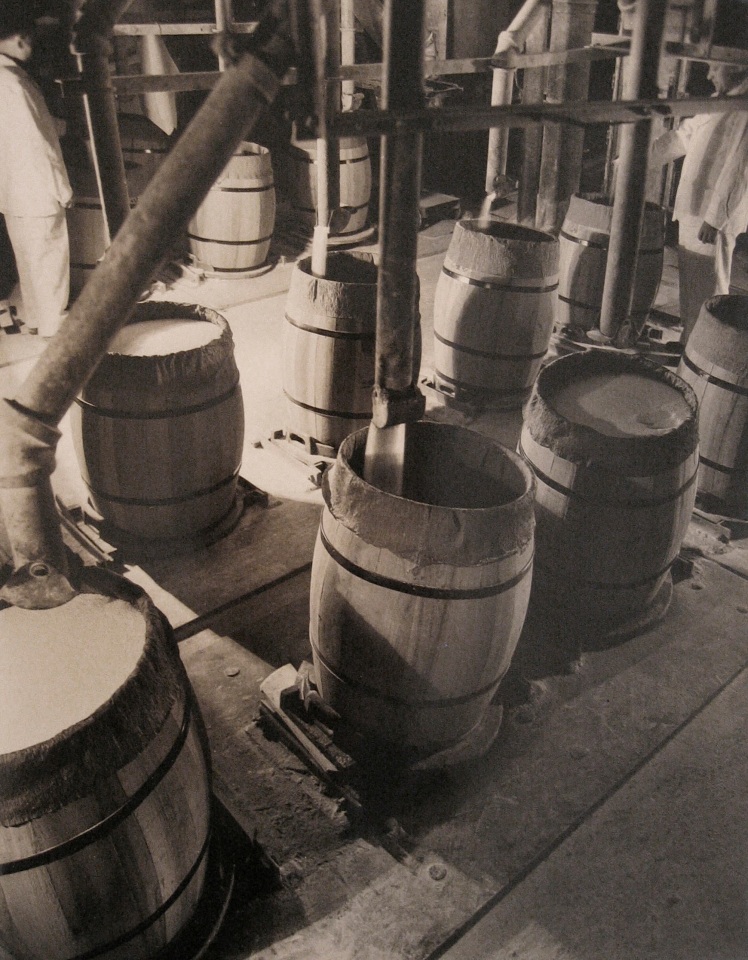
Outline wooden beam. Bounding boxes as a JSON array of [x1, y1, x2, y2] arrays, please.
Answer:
[[112, 20, 258, 35]]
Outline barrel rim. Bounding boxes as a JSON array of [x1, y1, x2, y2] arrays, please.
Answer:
[[295, 250, 378, 287], [455, 217, 558, 246], [323, 422, 536, 566], [699, 294, 748, 333], [523, 351, 699, 473]]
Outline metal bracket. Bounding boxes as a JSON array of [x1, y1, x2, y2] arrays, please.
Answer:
[[370, 385, 426, 430]]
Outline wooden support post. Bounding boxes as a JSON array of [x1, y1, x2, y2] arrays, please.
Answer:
[[599, 0, 668, 342], [517, 4, 550, 224]]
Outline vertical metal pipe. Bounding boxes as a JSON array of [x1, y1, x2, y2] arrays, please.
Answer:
[[536, 0, 598, 233], [374, 0, 425, 395], [598, 0, 668, 341], [486, 0, 546, 195], [75, 35, 131, 242], [340, 0, 356, 110], [517, 4, 550, 224], [325, 0, 341, 219]]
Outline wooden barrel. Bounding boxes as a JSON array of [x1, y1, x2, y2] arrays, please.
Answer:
[[520, 351, 699, 629], [432, 218, 559, 409], [187, 142, 276, 276], [309, 422, 536, 755], [286, 136, 371, 236], [64, 119, 169, 295], [557, 193, 665, 333], [65, 157, 153, 296], [677, 294, 748, 517], [71, 302, 244, 541], [0, 570, 211, 960], [282, 251, 378, 452]]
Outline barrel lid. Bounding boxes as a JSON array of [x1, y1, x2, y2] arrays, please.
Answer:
[[0, 593, 145, 755]]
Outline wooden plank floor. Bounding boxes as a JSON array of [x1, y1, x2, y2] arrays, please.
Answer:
[[3, 219, 748, 959]]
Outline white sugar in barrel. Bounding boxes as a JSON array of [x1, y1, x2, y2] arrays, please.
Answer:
[[552, 372, 693, 438], [0, 576, 211, 960], [109, 317, 221, 355], [520, 351, 699, 630], [0, 594, 144, 754], [71, 302, 244, 541]]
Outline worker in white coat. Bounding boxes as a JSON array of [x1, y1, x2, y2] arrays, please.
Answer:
[[649, 63, 748, 342], [0, 5, 72, 338]]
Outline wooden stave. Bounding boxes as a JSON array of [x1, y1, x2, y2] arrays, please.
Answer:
[[0, 578, 211, 960], [282, 252, 378, 450], [309, 423, 536, 753], [432, 268, 557, 407], [677, 296, 748, 516], [286, 137, 372, 235], [432, 219, 559, 409], [70, 303, 244, 541], [187, 143, 276, 273], [520, 352, 699, 625], [557, 193, 665, 332], [519, 427, 698, 620]]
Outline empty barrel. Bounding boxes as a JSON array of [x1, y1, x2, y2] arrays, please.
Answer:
[[557, 193, 665, 334], [432, 219, 559, 409], [309, 421, 536, 756], [677, 294, 748, 517], [0, 570, 211, 960], [71, 301, 244, 541], [188, 142, 276, 276], [520, 351, 699, 630]]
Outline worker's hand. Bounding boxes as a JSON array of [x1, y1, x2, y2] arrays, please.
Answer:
[[698, 221, 719, 244]]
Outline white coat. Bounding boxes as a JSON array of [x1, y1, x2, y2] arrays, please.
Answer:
[[0, 52, 71, 216], [649, 75, 748, 337]]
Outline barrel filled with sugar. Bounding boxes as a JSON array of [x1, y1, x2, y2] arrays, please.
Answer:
[[557, 193, 665, 333], [520, 351, 698, 628], [71, 302, 244, 541], [187, 141, 276, 276], [432, 218, 559, 409], [0, 570, 211, 960], [309, 422, 536, 755], [677, 294, 748, 518], [286, 136, 371, 237], [283, 251, 378, 452]]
